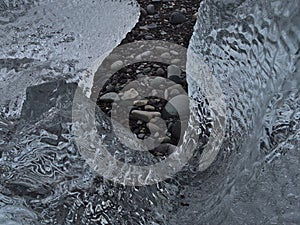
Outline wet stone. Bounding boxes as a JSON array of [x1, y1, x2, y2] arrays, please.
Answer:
[[146, 4, 155, 15], [170, 12, 186, 25], [122, 88, 139, 100], [99, 92, 120, 102], [167, 65, 181, 78], [131, 110, 161, 122]]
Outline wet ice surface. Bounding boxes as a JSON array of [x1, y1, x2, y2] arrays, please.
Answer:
[[0, 0, 300, 224], [0, 0, 140, 117], [169, 0, 300, 224]]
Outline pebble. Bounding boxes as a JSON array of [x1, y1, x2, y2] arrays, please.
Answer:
[[135, 51, 152, 61], [150, 76, 165, 87], [163, 95, 190, 118], [168, 75, 184, 85], [145, 105, 155, 111], [167, 65, 181, 78], [124, 80, 139, 90], [146, 4, 155, 15], [137, 133, 146, 139], [156, 68, 165, 76], [131, 110, 161, 122], [133, 99, 148, 106], [110, 60, 124, 71], [145, 34, 154, 40], [147, 23, 157, 29], [180, 8, 187, 14], [170, 121, 181, 140], [171, 59, 181, 64], [170, 12, 187, 25], [147, 122, 160, 133], [122, 88, 139, 100], [170, 50, 179, 55], [155, 46, 168, 52], [169, 88, 180, 97], [158, 136, 171, 144], [167, 84, 182, 92], [99, 92, 120, 102], [161, 52, 171, 59]]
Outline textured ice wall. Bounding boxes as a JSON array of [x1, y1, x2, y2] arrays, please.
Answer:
[[0, 0, 140, 117], [169, 0, 300, 224]]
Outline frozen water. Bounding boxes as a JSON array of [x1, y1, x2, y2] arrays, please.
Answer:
[[0, 0, 140, 117], [0, 0, 299, 224], [169, 0, 300, 224]]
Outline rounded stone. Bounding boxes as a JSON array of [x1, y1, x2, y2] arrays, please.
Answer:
[[110, 60, 124, 71], [167, 64, 181, 78], [122, 88, 139, 100], [168, 75, 184, 85], [164, 95, 190, 118], [161, 52, 171, 59], [169, 12, 186, 25], [99, 92, 120, 102], [150, 76, 165, 87], [156, 68, 165, 76], [170, 120, 181, 140], [131, 110, 161, 122], [146, 4, 155, 15]]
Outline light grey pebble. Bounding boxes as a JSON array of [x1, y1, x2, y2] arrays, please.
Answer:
[[167, 65, 181, 78], [155, 46, 168, 52], [131, 110, 161, 122], [147, 122, 160, 133], [110, 60, 123, 71], [145, 105, 155, 111], [161, 52, 171, 59], [150, 76, 165, 87], [122, 88, 139, 100], [133, 99, 148, 106], [171, 59, 181, 64], [124, 80, 139, 90], [164, 94, 190, 118], [169, 88, 180, 97], [170, 50, 179, 55], [158, 136, 171, 144], [99, 92, 120, 102]]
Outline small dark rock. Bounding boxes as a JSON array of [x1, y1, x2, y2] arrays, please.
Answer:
[[147, 23, 157, 29], [156, 68, 165, 76], [145, 34, 154, 40], [171, 120, 181, 140], [168, 75, 184, 85], [170, 12, 187, 25], [41, 138, 59, 146], [146, 4, 155, 15]]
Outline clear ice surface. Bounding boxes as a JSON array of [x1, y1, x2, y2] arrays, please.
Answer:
[[0, 0, 299, 224]]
